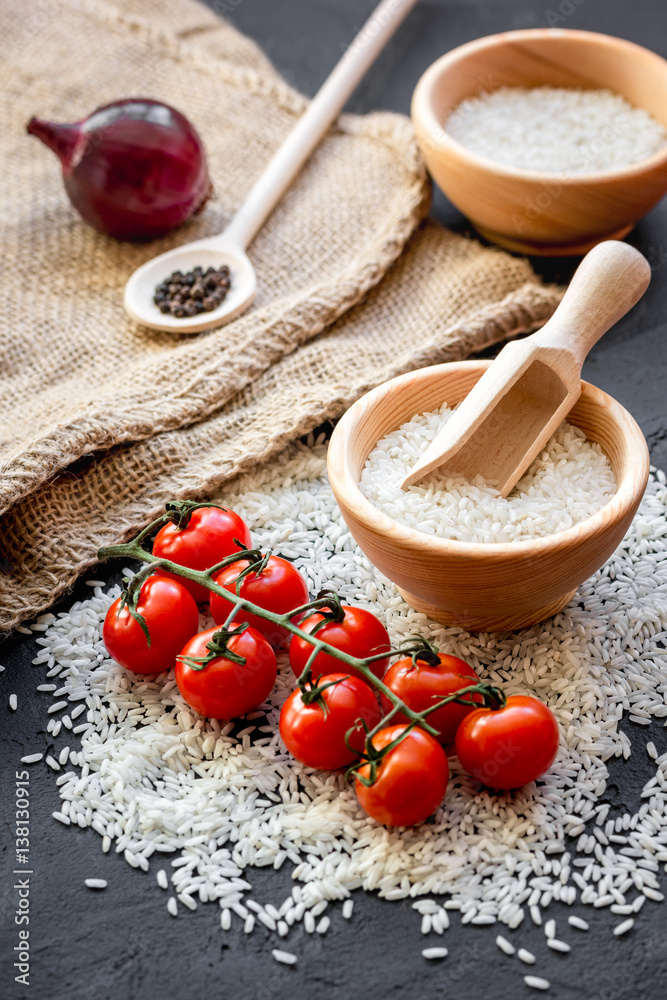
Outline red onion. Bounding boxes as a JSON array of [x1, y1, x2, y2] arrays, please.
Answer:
[[27, 98, 212, 241]]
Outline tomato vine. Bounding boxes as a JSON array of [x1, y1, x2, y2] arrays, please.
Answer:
[[98, 502, 535, 806]]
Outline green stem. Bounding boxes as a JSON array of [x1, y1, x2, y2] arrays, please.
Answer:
[[164, 499, 231, 530], [283, 594, 339, 621], [350, 681, 506, 784], [99, 522, 505, 779], [204, 549, 263, 581], [132, 513, 172, 549], [297, 640, 326, 687], [100, 534, 447, 735], [222, 602, 242, 630]]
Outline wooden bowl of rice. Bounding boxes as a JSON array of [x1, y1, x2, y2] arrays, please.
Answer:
[[411, 29, 667, 255], [327, 362, 649, 632]]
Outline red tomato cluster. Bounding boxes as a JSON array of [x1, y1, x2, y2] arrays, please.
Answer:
[[102, 503, 560, 831], [103, 504, 289, 720]]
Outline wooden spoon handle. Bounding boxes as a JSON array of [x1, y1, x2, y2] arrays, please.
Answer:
[[221, 0, 419, 250], [533, 241, 651, 369]]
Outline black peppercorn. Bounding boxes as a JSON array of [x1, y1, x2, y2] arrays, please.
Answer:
[[155, 265, 232, 318]]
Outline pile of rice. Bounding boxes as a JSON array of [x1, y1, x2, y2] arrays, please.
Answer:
[[445, 86, 667, 175], [360, 404, 616, 543], [19, 437, 667, 983]]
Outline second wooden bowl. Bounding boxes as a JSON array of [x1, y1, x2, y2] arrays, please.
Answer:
[[327, 362, 649, 632], [411, 29, 667, 255]]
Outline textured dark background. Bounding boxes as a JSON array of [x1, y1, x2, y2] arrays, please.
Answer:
[[2, 1, 667, 998]]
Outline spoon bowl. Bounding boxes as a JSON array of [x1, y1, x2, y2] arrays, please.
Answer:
[[123, 238, 256, 334]]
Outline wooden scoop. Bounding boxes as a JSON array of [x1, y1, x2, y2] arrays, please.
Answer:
[[401, 241, 651, 496]]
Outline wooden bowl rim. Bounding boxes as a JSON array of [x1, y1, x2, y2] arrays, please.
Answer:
[[328, 360, 650, 561], [412, 28, 667, 185]]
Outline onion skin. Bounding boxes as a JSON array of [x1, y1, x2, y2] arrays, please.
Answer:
[[27, 98, 212, 241]]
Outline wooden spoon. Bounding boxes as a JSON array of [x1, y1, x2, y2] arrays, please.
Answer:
[[401, 240, 651, 495], [123, 0, 418, 334]]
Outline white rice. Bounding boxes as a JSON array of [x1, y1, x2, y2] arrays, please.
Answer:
[[24, 437, 667, 965], [613, 918, 634, 936], [9, 693, 17, 710], [496, 935, 515, 956], [84, 878, 107, 889], [446, 86, 667, 175], [360, 406, 616, 543], [518, 949, 537, 965], [422, 947, 448, 960], [524, 976, 551, 991], [272, 949, 297, 966]]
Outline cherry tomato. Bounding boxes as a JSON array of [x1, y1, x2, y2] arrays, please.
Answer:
[[103, 575, 199, 675], [381, 653, 481, 747], [279, 673, 381, 770], [153, 504, 252, 604], [289, 606, 390, 684], [175, 625, 277, 719], [210, 555, 309, 647], [455, 695, 559, 789], [354, 725, 449, 827]]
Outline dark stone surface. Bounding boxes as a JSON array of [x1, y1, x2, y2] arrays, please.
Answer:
[[2, 1, 667, 998]]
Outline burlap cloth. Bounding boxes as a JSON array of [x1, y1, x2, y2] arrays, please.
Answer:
[[0, 0, 562, 632]]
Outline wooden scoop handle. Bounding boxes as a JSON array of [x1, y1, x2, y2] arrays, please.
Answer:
[[533, 241, 651, 369]]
